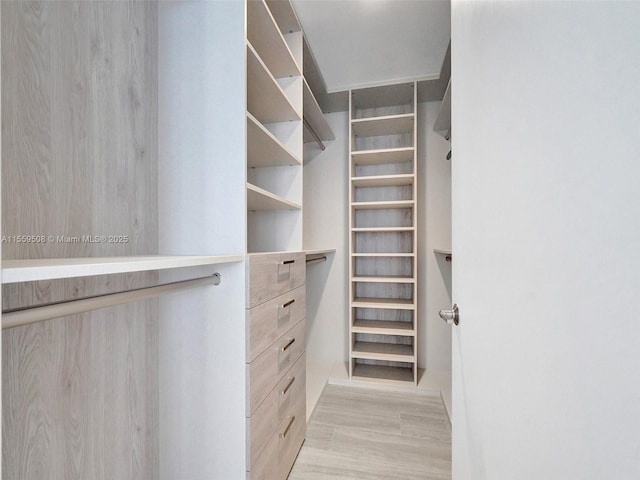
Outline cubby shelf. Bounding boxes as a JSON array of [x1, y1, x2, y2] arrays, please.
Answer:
[[247, 112, 301, 168], [352, 364, 415, 384], [247, 42, 301, 124], [352, 341, 414, 362], [247, 0, 301, 78], [352, 297, 415, 310], [352, 200, 414, 210], [352, 276, 415, 284], [351, 147, 414, 165], [351, 174, 414, 188], [246, 183, 301, 211], [352, 113, 414, 138], [352, 320, 415, 336]]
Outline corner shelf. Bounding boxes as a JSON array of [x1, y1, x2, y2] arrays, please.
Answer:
[[247, 0, 300, 78], [247, 42, 301, 124], [246, 183, 301, 211], [2, 255, 244, 284], [247, 113, 301, 168]]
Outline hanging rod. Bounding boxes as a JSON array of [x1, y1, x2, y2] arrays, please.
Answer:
[[2, 273, 221, 329], [303, 117, 326, 151], [306, 256, 327, 265]]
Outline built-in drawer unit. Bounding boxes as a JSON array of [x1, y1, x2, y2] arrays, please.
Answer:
[[247, 319, 305, 415], [247, 353, 306, 468], [247, 252, 305, 308], [246, 251, 306, 480], [247, 285, 306, 363]]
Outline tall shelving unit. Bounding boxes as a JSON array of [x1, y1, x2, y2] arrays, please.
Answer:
[[246, 0, 304, 253], [349, 82, 418, 385]]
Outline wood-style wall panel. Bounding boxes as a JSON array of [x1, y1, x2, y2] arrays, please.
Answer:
[[2, 1, 158, 478]]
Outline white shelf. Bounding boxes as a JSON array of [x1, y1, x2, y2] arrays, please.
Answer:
[[434, 79, 451, 139], [351, 363, 415, 384], [352, 341, 414, 362], [2, 255, 244, 284], [352, 200, 414, 210], [246, 183, 301, 211], [305, 248, 336, 257], [352, 227, 414, 232], [352, 253, 415, 258], [352, 113, 414, 138], [247, 42, 301, 124], [352, 320, 415, 336], [352, 276, 415, 284], [351, 147, 414, 165], [303, 78, 335, 144], [247, 113, 301, 168], [352, 297, 415, 310], [247, 0, 300, 78], [265, 0, 301, 34], [351, 174, 414, 188]]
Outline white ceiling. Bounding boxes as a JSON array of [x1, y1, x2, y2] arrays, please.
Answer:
[[291, 0, 451, 93]]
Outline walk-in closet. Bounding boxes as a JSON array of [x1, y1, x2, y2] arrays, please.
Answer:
[[1, 1, 452, 479]]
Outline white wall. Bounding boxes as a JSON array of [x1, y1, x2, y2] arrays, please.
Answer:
[[302, 112, 350, 414], [452, 1, 640, 478], [418, 101, 452, 372], [158, 2, 247, 478]]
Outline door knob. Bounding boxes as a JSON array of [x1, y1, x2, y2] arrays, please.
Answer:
[[439, 304, 459, 325]]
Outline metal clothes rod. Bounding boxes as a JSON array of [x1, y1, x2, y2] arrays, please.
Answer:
[[306, 256, 327, 265], [303, 117, 326, 151], [2, 273, 221, 329]]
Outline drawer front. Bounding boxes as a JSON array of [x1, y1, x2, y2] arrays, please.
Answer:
[[248, 394, 306, 480], [248, 319, 305, 415], [278, 394, 306, 480], [247, 285, 306, 362], [247, 252, 305, 308], [248, 354, 306, 469]]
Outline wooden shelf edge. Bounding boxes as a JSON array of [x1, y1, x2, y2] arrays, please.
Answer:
[[352, 276, 415, 284], [2, 255, 244, 284], [247, 183, 301, 211], [351, 146, 414, 156]]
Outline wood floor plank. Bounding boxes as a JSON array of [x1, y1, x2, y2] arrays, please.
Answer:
[[288, 385, 451, 480]]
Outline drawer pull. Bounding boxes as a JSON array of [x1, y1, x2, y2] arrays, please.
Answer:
[[281, 376, 296, 396], [281, 299, 295, 309], [279, 259, 295, 265], [279, 415, 296, 439], [280, 338, 295, 352]]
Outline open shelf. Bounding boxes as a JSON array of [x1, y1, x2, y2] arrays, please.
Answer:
[[352, 320, 415, 336], [351, 363, 414, 384], [352, 113, 414, 138], [351, 227, 414, 232], [351, 83, 415, 113], [247, 42, 301, 124], [265, 0, 302, 34], [247, 113, 301, 168], [352, 341, 414, 362], [2, 255, 244, 284], [247, 0, 300, 78], [352, 297, 415, 310], [351, 174, 414, 188], [352, 200, 414, 210], [246, 183, 301, 211], [352, 276, 415, 284], [434, 79, 451, 139], [303, 78, 335, 144], [351, 147, 414, 165], [352, 253, 415, 258]]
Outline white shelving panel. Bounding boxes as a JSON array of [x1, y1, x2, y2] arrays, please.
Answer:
[[247, 42, 301, 124], [246, 183, 301, 211], [2, 255, 243, 284], [247, 112, 301, 168], [247, 0, 300, 78], [349, 82, 418, 385]]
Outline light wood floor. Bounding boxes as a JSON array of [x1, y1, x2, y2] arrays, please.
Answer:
[[288, 385, 451, 480]]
